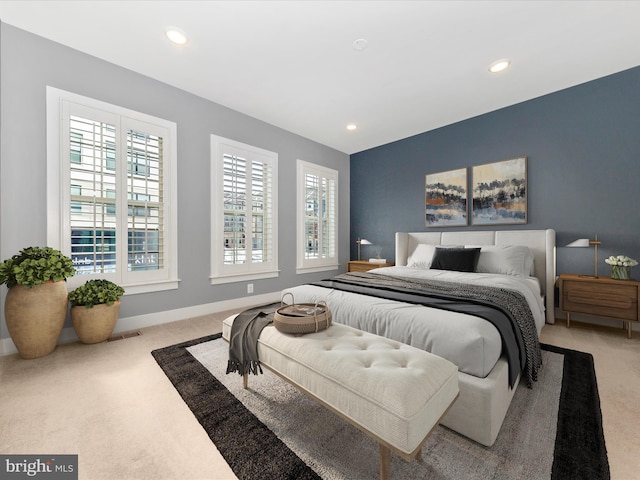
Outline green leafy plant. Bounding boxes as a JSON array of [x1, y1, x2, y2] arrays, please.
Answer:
[[0, 246, 75, 288], [68, 279, 125, 308]]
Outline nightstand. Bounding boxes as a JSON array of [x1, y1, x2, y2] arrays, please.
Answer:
[[347, 260, 394, 272], [558, 274, 640, 338]]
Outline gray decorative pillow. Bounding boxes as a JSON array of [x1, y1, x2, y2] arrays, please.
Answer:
[[474, 245, 535, 277]]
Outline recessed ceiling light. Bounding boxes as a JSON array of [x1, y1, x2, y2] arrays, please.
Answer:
[[346, 124, 358, 131], [166, 27, 188, 45], [352, 39, 368, 51], [489, 59, 510, 73]]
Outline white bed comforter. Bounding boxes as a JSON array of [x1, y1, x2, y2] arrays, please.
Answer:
[[282, 266, 545, 379]]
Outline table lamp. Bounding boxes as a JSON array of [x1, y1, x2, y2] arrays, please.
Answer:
[[566, 234, 601, 277], [356, 238, 371, 261]]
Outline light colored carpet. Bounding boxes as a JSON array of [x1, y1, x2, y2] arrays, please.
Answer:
[[189, 338, 564, 480], [1, 315, 637, 479]]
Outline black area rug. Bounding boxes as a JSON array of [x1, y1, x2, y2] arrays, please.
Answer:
[[152, 336, 609, 480], [543, 344, 610, 480]]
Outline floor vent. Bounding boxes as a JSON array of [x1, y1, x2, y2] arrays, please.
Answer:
[[107, 330, 142, 342]]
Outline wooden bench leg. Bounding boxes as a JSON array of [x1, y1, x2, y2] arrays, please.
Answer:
[[380, 444, 391, 480], [415, 448, 423, 463]]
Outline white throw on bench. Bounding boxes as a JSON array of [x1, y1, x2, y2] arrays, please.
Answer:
[[223, 315, 459, 480]]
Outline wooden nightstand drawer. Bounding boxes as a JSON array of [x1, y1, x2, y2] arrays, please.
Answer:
[[563, 281, 637, 320], [559, 274, 640, 337], [347, 261, 394, 272]]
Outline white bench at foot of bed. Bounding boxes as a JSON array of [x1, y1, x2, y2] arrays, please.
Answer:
[[223, 315, 459, 480]]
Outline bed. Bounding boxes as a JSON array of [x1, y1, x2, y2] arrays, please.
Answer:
[[282, 229, 556, 446]]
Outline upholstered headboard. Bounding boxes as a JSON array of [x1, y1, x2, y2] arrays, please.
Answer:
[[395, 229, 557, 324]]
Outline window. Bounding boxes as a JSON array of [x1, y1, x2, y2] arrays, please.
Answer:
[[210, 135, 278, 284], [296, 160, 338, 273], [46, 87, 178, 294]]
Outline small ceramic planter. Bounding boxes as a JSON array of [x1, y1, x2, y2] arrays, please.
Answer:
[[71, 301, 120, 344]]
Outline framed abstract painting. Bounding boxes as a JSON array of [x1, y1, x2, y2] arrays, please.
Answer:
[[471, 156, 527, 225], [425, 168, 468, 227]]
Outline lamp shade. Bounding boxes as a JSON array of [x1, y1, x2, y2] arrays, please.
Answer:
[[565, 235, 601, 277], [566, 238, 590, 247]]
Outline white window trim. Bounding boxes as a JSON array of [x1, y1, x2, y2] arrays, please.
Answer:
[[46, 86, 179, 295], [210, 135, 279, 285], [296, 159, 339, 274]]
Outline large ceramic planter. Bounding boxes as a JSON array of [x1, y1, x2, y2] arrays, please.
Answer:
[[5, 281, 68, 359], [71, 301, 120, 344]]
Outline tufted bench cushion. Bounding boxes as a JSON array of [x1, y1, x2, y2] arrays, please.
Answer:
[[223, 315, 459, 477]]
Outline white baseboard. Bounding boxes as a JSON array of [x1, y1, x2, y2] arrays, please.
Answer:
[[0, 291, 281, 357]]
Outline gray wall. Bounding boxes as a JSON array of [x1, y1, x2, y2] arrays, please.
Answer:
[[350, 66, 640, 278], [0, 23, 350, 340]]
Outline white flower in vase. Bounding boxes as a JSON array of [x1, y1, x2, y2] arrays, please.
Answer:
[[605, 255, 638, 267], [605, 254, 637, 280]]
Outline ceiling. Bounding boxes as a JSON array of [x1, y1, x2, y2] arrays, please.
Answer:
[[1, 1, 639, 154]]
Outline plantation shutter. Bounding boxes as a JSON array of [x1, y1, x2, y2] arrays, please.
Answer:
[[321, 175, 337, 259], [297, 160, 338, 272], [68, 113, 118, 275], [62, 101, 170, 286], [251, 158, 275, 264], [211, 135, 278, 283], [126, 126, 164, 273], [223, 153, 248, 265], [304, 171, 336, 260]]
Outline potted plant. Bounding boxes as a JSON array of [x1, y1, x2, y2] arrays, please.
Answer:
[[0, 246, 75, 359], [68, 279, 125, 344]]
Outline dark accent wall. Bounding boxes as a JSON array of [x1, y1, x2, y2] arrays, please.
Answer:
[[350, 66, 640, 277]]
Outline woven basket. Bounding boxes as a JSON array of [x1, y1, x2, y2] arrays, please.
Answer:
[[274, 292, 332, 334]]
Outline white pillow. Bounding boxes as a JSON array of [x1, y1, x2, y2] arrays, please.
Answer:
[[475, 245, 535, 277], [407, 244, 437, 268], [407, 244, 463, 269], [525, 249, 535, 276]]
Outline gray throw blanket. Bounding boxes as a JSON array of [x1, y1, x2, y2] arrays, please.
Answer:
[[226, 302, 280, 376]]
